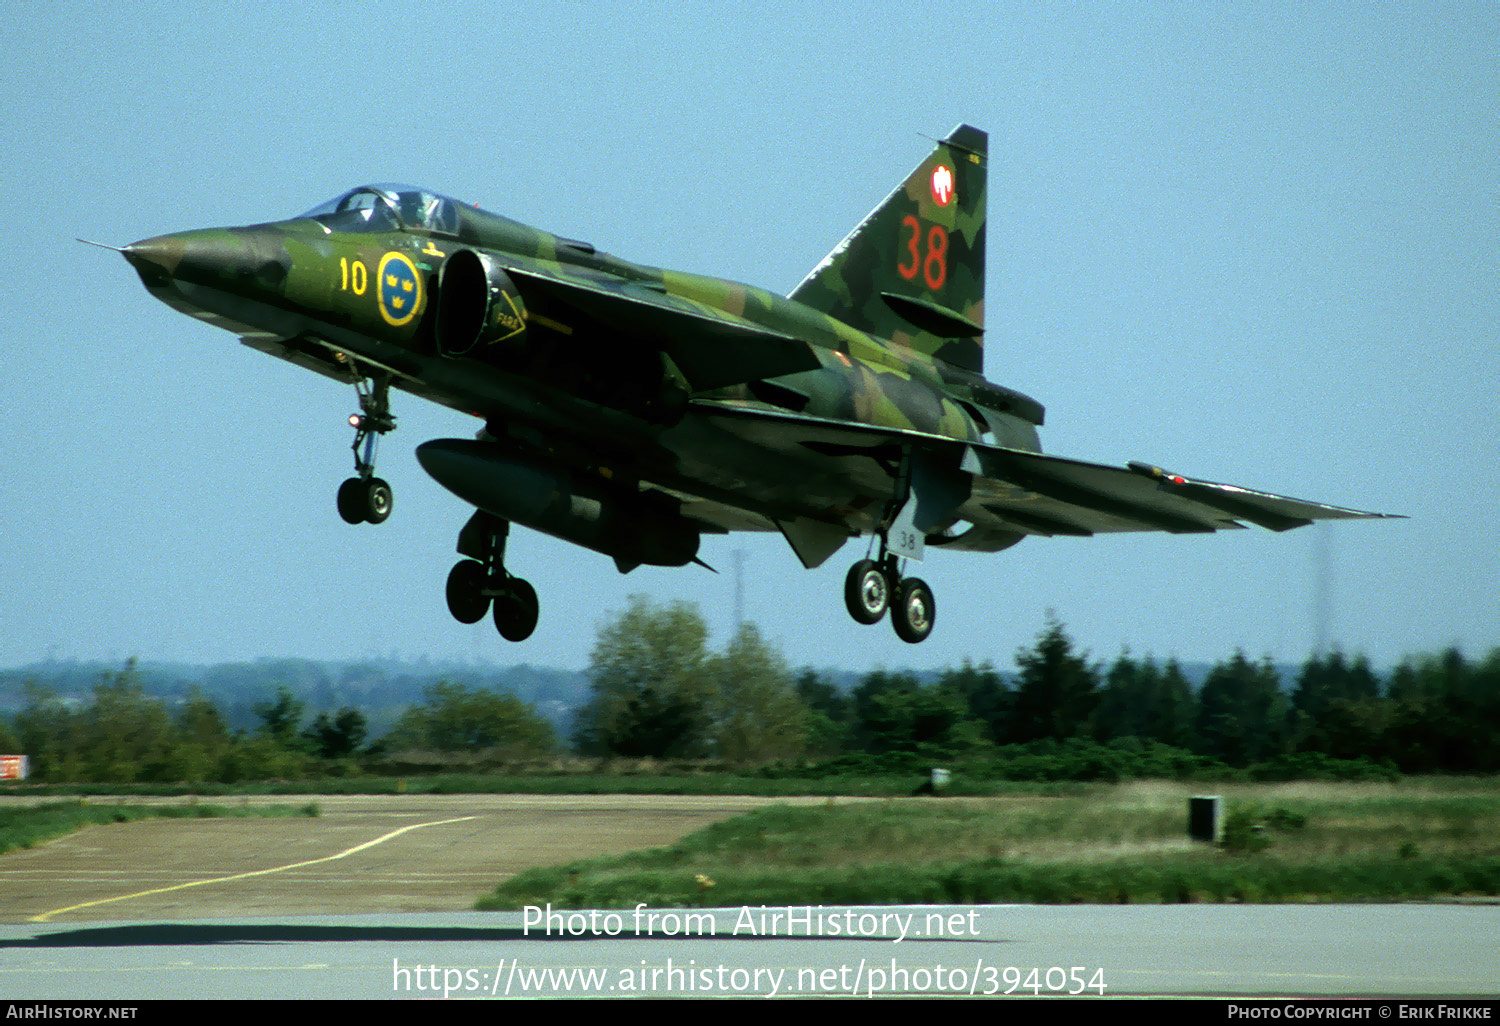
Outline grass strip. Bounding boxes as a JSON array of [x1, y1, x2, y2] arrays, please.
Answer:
[[478, 797, 1500, 908]]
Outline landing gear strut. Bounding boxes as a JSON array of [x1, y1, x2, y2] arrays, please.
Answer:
[[337, 373, 396, 525], [843, 454, 938, 643], [445, 512, 539, 642]]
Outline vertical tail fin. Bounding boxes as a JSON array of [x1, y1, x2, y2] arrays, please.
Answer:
[[790, 124, 987, 373]]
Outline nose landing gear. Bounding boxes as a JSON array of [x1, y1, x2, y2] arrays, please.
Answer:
[[337, 373, 396, 525]]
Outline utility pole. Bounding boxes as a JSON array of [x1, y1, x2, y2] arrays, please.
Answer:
[[733, 548, 746, 632], [1312, 523, 1333, 656]]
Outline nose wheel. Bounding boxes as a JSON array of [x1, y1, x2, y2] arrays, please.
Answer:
[[444, 513, 540, 642], [337, 475, 393, 525]]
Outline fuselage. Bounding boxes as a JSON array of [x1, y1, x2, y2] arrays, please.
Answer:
[[113, 134, 1394, 647], [124, 185, 1044, 545]]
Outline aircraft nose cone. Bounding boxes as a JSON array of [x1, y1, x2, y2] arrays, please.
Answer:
[[123, 229, 244, 288], [122, 233, 189, 279], [122, 227, 288, 292]]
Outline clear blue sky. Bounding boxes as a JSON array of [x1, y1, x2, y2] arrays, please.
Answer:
[[2, 3, 1494, 674]]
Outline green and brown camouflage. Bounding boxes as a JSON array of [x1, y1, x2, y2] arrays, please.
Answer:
[[115, 124, 1394, 645], [789, 123, 988, 377], [125, 128, 1028, 453]]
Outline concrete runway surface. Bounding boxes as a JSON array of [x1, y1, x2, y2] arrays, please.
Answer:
[[0, 794, 1493, 998]]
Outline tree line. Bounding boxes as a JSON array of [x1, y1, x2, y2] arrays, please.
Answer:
[[0, 665, 558, 783], [3, 601, 1496, 782], [794, 619, 1500, 777], [571, 602, 1500, 776]]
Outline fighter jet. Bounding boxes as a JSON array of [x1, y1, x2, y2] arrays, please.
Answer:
[[113, 124, 1393, 644]]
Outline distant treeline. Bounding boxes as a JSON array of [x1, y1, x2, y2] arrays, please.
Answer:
[[794, 623, 1500, 779], [2, 603, 1496, 783]]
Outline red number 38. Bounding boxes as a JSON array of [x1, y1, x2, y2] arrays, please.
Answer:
[[897, 215, 948, 291]]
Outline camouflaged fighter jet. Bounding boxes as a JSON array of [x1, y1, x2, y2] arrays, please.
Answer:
[[114, 124, 1392, 644]]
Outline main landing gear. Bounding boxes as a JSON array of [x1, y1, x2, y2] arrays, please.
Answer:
[[444, 513, 539, 642], [843, 553, 936, 644], [337, 373, 396, 525], [842, 446, 949, 643]]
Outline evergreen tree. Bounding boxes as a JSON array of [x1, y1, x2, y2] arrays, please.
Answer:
[[1093, 651, 1147, 741], [255, 686, 307, 748], [1194, 651, 1288, 766], [303, 707, 369, 758], [795, 669, 852, 757], [850, 669, 922, 752], [1007, 616, 1099, 743], [861, 684, 980, 756], [1290, 650, 1381, 753], [1153, 658, 1196, 750], [1382, 647, 1500, 772], [937, 660, 1010, 743]]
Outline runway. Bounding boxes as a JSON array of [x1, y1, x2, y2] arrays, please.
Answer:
[[0, 794, 1492, 998], [0, 793, 807, 922], [1, 905, 1494, 999]]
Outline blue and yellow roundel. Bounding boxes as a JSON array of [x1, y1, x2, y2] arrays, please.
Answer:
[[377, 251, 423, 327]]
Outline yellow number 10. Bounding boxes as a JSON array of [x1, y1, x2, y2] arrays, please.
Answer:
[[339, 258, 368, 295]]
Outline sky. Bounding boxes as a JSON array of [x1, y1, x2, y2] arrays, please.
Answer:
[[1, 2, 1495, 676]]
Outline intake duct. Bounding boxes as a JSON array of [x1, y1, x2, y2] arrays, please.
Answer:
[[434, 250, 528, 358]]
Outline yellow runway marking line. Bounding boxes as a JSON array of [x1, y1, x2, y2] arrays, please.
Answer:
[[28, 815, 479, 923]]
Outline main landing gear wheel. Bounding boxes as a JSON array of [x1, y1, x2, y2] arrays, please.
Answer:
[[891, 577, 936, 644], [843, 450, 945, 643], [446, 559, 539, 640], [843, 551, 938, 643], [844, 559, 892, 625], [445, 559, 490, 624], [492, 577, 539, 642], [337, 476, 393, 524], [445, 514, 540, 642]]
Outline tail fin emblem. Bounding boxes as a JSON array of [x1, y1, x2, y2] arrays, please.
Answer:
[[930, 164, 954, 206]]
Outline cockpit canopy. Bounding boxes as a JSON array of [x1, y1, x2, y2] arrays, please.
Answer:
[[300, 184, 464, 236], [296, 184, 594, 259]]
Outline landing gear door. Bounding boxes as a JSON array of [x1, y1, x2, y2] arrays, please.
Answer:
[[887, 498, 925, 561]]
